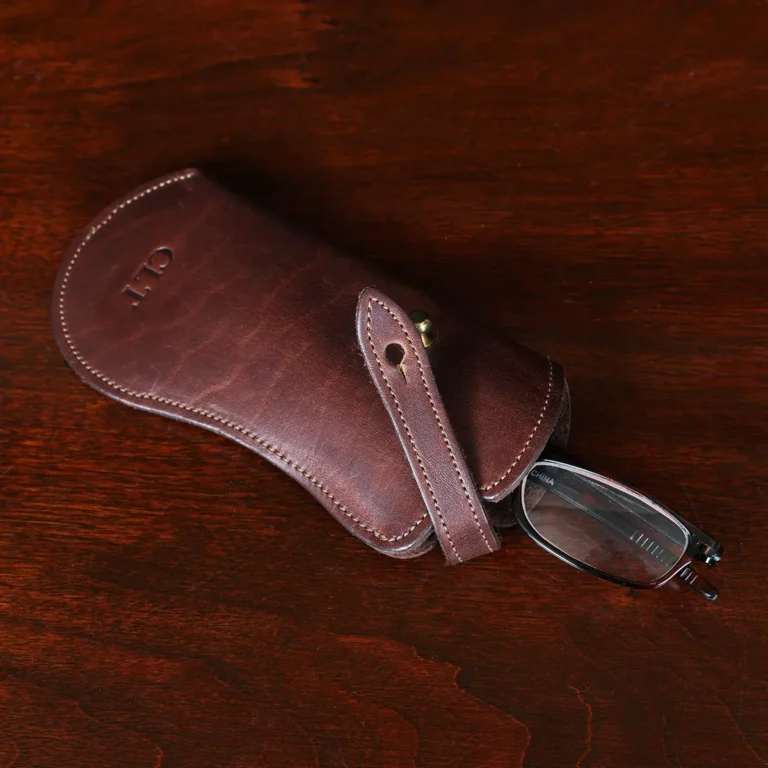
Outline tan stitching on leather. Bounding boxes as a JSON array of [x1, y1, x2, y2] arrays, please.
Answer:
[[365, 300, 462, 562], [369, 297, 494, 555], [57, 171, 427, 544], [479, 357, 554, 492]]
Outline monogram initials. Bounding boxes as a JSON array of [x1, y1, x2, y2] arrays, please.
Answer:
[[122, 247, 173, 308]]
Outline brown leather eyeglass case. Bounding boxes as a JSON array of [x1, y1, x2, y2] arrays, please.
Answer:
[[53, 169, 569, 564]]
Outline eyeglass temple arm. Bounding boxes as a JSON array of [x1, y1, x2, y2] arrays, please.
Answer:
[[540, 480, 719, 600], [583, 478, 722, 566], [677, 566, 718, 601]]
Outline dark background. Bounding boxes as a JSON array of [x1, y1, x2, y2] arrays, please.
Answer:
[[1, 1, 766, 766]]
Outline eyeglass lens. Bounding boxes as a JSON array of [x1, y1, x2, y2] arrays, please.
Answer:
[[522, 463, 689, 584]]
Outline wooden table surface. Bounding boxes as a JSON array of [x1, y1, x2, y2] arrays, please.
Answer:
[[2, 2, 767, 766]]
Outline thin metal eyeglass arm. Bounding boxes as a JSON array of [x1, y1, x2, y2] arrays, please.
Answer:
[[578, 475, 721, 565], [576, 476, 721, 599]]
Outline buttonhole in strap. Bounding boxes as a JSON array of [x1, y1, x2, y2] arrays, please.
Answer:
[[385, 343, 405, 365], [385, 343, 408, 382]]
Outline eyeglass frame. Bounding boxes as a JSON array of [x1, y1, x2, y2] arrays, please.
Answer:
[[511, 454, 724, 600]]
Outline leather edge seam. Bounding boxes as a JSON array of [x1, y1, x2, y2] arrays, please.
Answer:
[[54, 170, 428, 546], [478, 356, 555, 492]]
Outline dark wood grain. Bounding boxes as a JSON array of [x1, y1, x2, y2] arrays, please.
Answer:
[[1, 1, 766, 766]]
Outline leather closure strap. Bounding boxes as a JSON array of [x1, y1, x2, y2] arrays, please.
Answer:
[[356, 287, 500, 564]]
